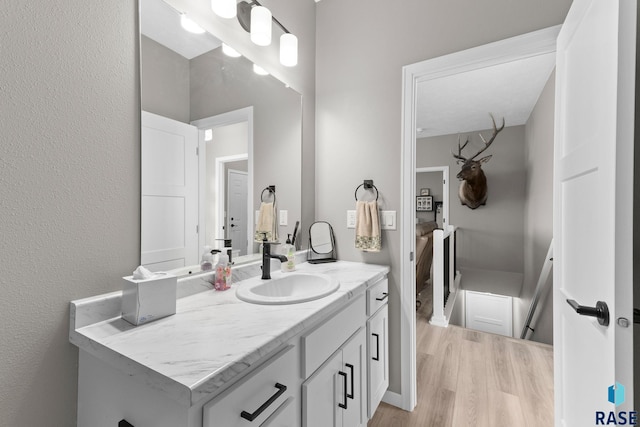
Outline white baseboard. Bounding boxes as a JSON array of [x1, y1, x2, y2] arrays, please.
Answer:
[[382, 390, 404, 410]]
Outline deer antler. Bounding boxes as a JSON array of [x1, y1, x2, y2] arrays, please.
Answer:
[[468, 114, 505, 161], [452, 135, 470, 163]]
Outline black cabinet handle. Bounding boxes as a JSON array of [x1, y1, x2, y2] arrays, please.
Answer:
[[119, 421, 134, 427], [345, 363, 354, 399], [566, 299, 610, 326], [240, 383, 287, 422], [372, 333, 380, 361], [376, 292, 388, 302], [338, 371, 348, 409]]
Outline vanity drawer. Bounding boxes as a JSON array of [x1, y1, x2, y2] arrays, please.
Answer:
[[367, 277, 389, 316], [301, 295, 366, 378], [203, 345, 297, 427]]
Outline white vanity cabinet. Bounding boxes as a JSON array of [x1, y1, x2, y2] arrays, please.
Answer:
[[365, 278, 389, 418], [71, 263, 390, 427]]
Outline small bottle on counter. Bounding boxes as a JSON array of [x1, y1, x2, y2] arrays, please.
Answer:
[[214, 251, 232, 291], [281, 234, 296, 273]]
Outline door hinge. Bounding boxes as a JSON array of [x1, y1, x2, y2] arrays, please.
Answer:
[[410, 251, 414, 261], [196, 147, 199, 156], [196, 224, 199, 234]]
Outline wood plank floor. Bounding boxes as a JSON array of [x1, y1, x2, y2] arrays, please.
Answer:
[[368, 293, 554, 427]]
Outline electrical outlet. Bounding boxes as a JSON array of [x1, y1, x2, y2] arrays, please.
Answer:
[[347, 210, 356, 228], [279, 210, 288, 226]]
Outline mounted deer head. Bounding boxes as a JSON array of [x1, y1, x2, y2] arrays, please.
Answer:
[[452, 114, 505, 209]]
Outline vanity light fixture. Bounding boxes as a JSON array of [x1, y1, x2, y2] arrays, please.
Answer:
[[222, 43, 242, 57], [237, 1, 298, 67], [211, 0, 237, 19], [279, 33, 298, 67], [180, 14, 206, 34], [250, 5, 272, 46]]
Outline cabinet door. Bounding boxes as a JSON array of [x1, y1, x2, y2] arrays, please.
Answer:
[[302, 350, 343, 427], [367, 305, 388, 419], [342, 328, 367, 427]]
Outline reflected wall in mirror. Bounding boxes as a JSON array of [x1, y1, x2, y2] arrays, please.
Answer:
[[139, 0, 302, 272], [308, 221, 337, 264]]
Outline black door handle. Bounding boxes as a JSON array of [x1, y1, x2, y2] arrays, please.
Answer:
[[345, 363, 354, 399], [338, 371, 348, 409], [372, 333, 380, 361], [566, 299, 609, 326], [240, 383, 287, 421]]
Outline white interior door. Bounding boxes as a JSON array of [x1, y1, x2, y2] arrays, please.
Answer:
[[227, 169, 248, 256], [141, 111, 199, 271], [554, 0, 635, 424]]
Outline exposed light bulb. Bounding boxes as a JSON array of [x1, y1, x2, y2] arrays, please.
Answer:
[[211, 0, 236, 19], [180, 14, 205, 34], [222, 43, 241, 58], [279, 33, 298, 67], [253, 64, 269, 76], [250, 6, 272, 46]]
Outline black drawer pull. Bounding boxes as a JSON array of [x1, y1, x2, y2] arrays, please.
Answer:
[[345, 363, 354, 399], [372, 333, 380, 361], [376, 292, 388, 301], [338, 371, 348, 409], [240, 383, 287, 422]]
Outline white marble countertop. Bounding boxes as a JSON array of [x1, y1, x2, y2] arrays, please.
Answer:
[[69, 261, 389, 407]]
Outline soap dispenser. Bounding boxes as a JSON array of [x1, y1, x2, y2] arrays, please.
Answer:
[[281, 234, 296, 273], [214, 251, 231, 291], [200, 246, 213, 271]]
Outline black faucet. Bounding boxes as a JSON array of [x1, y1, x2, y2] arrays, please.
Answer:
[[261, 235, 288, 280]]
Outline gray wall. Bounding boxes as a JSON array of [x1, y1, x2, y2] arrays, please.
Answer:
[[417, 126, 527, 273], [518, 71, 556, 345], [140, 35, 190, 123], [316, 0, 571, 394], [0, 0, 315, 425], [1, 1, 140, 425]]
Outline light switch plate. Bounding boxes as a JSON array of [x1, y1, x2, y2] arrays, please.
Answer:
[[279, 210, 288, 226], [347, 210, 356, 228], [381, 210, 397, 230]]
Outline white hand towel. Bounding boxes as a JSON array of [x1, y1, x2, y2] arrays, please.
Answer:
[[355, 200, 381, 252], [254, 201, 278, 242]]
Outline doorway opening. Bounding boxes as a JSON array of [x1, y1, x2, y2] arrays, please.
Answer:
[[399, 26, 560, 411], [191, 106, 254, 258]]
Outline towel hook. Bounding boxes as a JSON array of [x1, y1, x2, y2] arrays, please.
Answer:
[[354, 180, 379, 201], [261, 185, 276, 203]]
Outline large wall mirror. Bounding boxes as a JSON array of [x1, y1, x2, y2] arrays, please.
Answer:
[[139, 0, 302, 272]]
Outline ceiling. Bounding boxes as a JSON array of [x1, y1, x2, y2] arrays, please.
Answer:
[[140, 0, 222, 59], [416, 52, 556, 138]]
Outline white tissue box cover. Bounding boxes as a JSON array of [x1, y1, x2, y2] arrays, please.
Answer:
[[121, 272, 177, 326]]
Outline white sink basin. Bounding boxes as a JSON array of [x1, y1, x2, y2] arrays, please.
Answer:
[[235, 272, 339, 305]]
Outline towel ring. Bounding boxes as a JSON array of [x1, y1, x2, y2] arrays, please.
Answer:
[[354, 182, 379, 201], [261, 186, 276, 203]]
